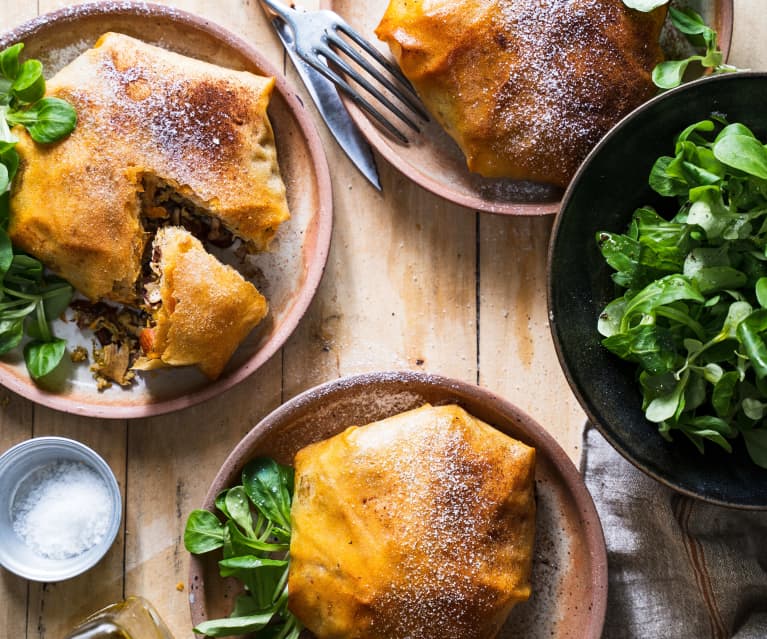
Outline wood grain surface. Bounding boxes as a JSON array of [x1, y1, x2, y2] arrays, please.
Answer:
[[0, 1, 763, 637]]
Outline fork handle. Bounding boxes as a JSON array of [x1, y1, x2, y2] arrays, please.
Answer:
[[258, 0, 297, 24]]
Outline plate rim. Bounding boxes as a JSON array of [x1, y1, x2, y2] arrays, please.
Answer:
[[322, 0, 734, 216], [0, 0, 334, 419], [188, 370, 608, 638]]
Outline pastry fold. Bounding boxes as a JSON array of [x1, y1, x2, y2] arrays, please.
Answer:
[[133, 226, 268, 380]]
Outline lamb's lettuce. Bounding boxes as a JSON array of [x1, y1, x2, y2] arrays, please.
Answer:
[[598, 118, 767, 468]]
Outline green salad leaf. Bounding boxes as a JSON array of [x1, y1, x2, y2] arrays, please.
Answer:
[[653, 6, 739, 89], [6, 96, 78, 143], [0, 44, 76, 138], [243, 457, 293, 536], [184, 458, 302, 639], [0, 44, 23, 89], [24, 338, 67, 379], [621, 1, 741, 89], [11, 58, 45, 104], [0, 43, 77, 380], [598, 118, 767, 468]]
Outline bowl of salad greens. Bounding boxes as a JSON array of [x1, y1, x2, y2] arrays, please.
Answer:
[[548, 72, 767, 509]]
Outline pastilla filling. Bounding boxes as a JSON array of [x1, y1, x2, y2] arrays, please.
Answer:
[[73, 176, 269, 388]]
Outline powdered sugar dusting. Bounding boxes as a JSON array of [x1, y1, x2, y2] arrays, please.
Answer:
[[363, 424, 498, 638], [490, 0, 660, 185], [297, 382, 424, 430], [38, 40, 91, 74], [68, 52, 242, 186]]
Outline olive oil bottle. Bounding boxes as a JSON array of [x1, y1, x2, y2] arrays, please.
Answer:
[[64, 596, 173, 639]]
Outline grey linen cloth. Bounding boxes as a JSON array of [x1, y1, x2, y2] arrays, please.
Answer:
[[580, 423, 767, 639]]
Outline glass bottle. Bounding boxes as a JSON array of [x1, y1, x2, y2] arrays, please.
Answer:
[[64, 596, 174, 639]]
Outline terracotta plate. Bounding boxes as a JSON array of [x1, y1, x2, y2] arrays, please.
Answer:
[[188, 372, 608, 638], [323, 0, 733, 215], [0, 2, 332, 418]]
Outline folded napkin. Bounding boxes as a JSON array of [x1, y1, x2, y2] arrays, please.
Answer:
[[580, 423, 767, 639]]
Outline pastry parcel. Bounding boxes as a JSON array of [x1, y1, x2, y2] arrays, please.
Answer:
[[10, 32, 290, 304], [134, 226, 268, 380], [376, 0, 666, 187], [288, 403, 536, 639]]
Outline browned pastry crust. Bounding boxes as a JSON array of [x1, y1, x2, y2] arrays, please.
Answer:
[[288, 403, 536, 639], [9, 32, 290, 303], [376, 0, 666, 187], [133, 226, 268, 380]]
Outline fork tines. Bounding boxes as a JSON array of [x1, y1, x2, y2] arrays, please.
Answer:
[[309, 15, 429, 144]]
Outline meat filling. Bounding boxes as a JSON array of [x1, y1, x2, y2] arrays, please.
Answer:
[[75, 175, 241, 389], [70, 300, 146, 390], [140, 176, 238, 249]]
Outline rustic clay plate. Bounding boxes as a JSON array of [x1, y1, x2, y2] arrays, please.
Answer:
[[323, 0, 733, 215], [0, 2, 332, 418], [188, 372, 608, 638]]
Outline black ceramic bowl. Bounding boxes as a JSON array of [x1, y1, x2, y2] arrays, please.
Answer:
[[548, 72, 767, 510]]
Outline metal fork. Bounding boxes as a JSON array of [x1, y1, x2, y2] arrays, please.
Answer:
[[258, 0, 428, 144]]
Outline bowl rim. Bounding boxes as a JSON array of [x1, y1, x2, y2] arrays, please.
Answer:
[[547, 71, 767, 511], [0, 0, 334, 419], [0, 435, 123, 581], [321, 0, 733, 216], [189, 370, 608, 639]]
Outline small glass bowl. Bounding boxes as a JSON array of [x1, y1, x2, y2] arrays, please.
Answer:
[[0, 436, 122, 581]]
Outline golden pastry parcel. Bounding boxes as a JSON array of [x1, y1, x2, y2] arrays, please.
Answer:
[[133, 227, 268, 380], [376, 0, 666, 187], [9, 32, 289, 382], [288, 403, 536, 639]]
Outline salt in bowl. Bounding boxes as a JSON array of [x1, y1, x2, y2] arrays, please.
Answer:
[[0, 436, 122, 581]]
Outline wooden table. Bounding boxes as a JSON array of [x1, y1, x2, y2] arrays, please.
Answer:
[[0, 1, 764, 636]]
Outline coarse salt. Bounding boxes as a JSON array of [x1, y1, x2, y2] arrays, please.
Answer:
[[12, 460, 113, 560]]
